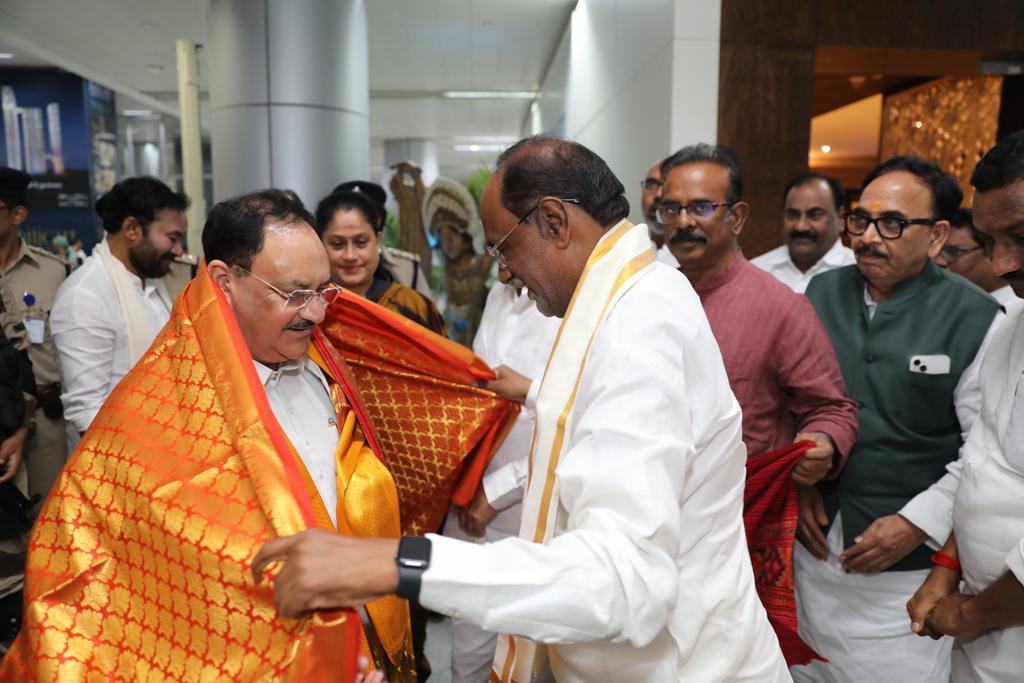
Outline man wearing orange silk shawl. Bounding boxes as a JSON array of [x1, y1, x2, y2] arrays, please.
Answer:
[[0, 190, 516, 682]]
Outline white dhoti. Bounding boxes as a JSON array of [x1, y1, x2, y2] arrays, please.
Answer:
[[792, 515, 951, 683]]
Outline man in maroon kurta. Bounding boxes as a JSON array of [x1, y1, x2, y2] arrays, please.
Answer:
[[659, 144, 858, 483]]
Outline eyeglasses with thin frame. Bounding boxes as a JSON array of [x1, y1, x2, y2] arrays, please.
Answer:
[[655, 200, 735, 225], [233, 265, 342, 310], [641, 178, 662, 192], [843, 212, 937, 240], [939, 244, 982, 261], [486, 197, 580, 269]]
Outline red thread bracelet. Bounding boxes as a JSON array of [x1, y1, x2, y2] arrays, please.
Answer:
[[931, 550, 961, 571]]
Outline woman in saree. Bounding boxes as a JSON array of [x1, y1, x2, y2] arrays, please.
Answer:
[[315, 189, 446, 335]]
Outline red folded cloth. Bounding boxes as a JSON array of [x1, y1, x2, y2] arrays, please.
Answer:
[[744, 440, 828, 667]]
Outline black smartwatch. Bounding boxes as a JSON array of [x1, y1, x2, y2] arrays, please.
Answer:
[[395, 536, 432, 602]]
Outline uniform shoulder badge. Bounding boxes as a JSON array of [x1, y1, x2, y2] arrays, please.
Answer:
[[28, 244, 69, 269]]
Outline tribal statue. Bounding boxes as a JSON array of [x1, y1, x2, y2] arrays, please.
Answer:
[[424, 177, 493, 348]]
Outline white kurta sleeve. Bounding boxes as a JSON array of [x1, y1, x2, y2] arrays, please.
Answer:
[[1007, 540, 1024, 586], [952, 313, 1002, 437], [899, 457, 962, 548], [419, 289, 693, 647], [481, 451, 529, 511], [481, 379, 539, 509], [50, 285, 117, 433]]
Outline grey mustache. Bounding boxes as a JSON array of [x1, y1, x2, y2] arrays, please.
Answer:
[[286, 320, 315, 330], [855, 244, 887, 259]]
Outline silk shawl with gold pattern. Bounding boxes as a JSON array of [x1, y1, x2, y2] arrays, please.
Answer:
[[319, 289, 520, 536]]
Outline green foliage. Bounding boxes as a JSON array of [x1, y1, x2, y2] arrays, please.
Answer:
[[466, 166, 492, 210], [383, 210, 401, 248]]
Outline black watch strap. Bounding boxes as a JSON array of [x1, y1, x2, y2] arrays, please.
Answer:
[[395, 536, 432, 601]]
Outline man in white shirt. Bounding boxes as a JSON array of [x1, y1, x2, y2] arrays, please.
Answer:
[[442, 281, 560, 682], [933, 206, 1023, 317], [905, 130, 1024, 683], [751, 173, 855, 293], [50, 176, 188, 437], [254, 136, 790, 682], [642, 158, 680, 267]]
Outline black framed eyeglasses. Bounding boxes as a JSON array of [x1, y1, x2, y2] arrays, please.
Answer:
[[233, 265, 342, 311], [843, 213, 937, 240], [487, 198, 580, 269], [939, 244, 982, 261], [655, 200, 734, 224]]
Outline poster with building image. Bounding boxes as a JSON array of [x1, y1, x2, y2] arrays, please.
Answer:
[[0, 68, 117, 251]]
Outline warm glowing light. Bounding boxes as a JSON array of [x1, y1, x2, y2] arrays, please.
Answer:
[[914, 120, 924, 129], [820, 145, 832, 153]]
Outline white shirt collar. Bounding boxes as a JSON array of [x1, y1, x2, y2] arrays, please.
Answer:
[[863, 284, 880, 320], [819, 238, 851, 266], [254, 356, 319, 386], [992, 285, 1017, 310]]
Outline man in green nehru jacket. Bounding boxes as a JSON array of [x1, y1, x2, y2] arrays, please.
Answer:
[[791, 156, 1002, 683]]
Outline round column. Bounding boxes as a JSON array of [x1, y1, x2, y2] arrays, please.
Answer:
[[207, 0, 369, 209]]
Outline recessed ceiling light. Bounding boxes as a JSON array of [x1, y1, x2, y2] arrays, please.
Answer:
[[0, 53, 13, 60], [123, 109, 154, 117], [820, 145, 832, 153], [146, 64, 165, 74], [453, 136, 516, 144], [442, 90, 538, 100], [454, 143, 506, 152]]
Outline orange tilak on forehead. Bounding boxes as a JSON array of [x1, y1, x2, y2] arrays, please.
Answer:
[[869, 200, 882, 213]]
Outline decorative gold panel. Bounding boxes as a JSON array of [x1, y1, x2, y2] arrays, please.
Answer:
[[881, 76, 1003, 200]]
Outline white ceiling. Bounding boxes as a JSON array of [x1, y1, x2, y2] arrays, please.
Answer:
[[0, 0, 576, 181]]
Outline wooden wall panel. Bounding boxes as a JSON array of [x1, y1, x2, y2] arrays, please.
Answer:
[[815, 1, 1024, 50], [718, 0, 1024, 257], [718, 43, 816, 258]]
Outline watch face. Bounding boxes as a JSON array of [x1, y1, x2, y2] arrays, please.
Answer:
[[398, 536, 432, 567]]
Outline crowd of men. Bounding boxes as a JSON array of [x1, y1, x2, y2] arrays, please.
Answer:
[[0, 127, 1021, 683]]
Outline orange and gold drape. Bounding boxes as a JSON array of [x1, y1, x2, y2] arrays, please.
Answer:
[[305, 337, 414, 679], [319, 289, 520, 536], [1, 271, 519, 683], [0, 267, 361, 682]]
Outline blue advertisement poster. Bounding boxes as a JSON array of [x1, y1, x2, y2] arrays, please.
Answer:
[[0, 67, 117, 251]]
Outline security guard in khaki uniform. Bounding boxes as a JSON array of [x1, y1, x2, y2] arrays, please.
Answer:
[[0, 167, 69, 513]]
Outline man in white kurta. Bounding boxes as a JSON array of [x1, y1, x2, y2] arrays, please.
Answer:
[[947, 304, 1024, 681], [442, 281, 560, 682], [50, 177, 188, 439], [254, 136, 790, 682], [904, 130, 1024, 682]]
